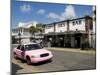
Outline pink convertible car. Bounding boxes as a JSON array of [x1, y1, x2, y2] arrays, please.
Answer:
[[13, 42, 53, 64]]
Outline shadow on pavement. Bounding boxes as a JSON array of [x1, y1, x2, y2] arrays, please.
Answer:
[[11, 63, 23, 75], [31, 59, 52, 66]]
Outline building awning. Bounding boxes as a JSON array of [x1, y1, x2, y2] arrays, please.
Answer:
[[43, 31, 87, 36]]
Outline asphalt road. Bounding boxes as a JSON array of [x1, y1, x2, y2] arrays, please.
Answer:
[[11, 45, 96, 74]]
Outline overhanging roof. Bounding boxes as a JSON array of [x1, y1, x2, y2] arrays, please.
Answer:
[[43, 31, 87, 36]]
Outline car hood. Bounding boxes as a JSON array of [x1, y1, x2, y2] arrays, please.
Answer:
[[25, 49, 51, 55]]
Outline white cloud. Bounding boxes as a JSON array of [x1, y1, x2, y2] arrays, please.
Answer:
[[20, 4, 31, 12], [60, 5, 76, 20], [37, 9, 45, 14], [47, 5, 76, 21], [47, 12, 60, 21]]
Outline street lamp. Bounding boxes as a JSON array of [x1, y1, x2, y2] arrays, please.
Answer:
[[18, 31, 21, 44]]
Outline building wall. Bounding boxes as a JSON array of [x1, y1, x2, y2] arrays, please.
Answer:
[[92, 6, 96, 34], [12, 21, 38, 37], [69, 19, 86, 31], [93, 20, 96, 33], [55, 22, 67, 32], [92, 19, 96, 49], [92, 6, 96, 33], [45, 24, 54, 33], [44, 18, 86, 34]]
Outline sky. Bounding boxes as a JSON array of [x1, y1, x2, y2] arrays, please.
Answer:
[[11, 0, 93, 28]]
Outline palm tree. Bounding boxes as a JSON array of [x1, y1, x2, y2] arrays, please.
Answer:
[[37, 24, 44, 32], [36, 24, 44, 39], [29, 24, 44, 42], [29, 26, 37, 41]]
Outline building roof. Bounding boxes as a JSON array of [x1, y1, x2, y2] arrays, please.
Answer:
[[18, 21, 37, 28], [44, 16, 92, 26]]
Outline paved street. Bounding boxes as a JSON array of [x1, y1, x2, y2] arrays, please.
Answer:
[[11, 45, 96, 75]]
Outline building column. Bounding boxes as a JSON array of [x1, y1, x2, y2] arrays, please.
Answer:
[[67, 20, 69, 31], [88, 31, 91, 48], [54, 23, 56, 32], [71, 35, 75, 48], [64, 34, 67, 47]]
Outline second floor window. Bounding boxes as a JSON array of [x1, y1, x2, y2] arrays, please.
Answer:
[[58, 23, 65, 27], [73, 22, 75, 25], [73, 20, 82, 25], [46, 25, 53, 29], [79, 20, 82, 24]]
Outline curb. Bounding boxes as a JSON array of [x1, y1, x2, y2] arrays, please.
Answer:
[[45, 47, 96, 55]]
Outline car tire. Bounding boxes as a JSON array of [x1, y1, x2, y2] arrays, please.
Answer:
[[26, 56, 31, 65], [48, 58, 52, 62]]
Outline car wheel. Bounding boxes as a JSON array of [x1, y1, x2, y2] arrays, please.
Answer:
[[26, 57, 31, 65], [48, 58, 52, 62]]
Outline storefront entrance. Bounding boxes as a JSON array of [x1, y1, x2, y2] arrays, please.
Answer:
[[43, 32, 86, 48], [75, 36, 81, 48], [74, 33, 82, 48]]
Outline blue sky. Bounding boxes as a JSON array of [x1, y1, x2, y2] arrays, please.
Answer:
[[11, 1, 93, 28]]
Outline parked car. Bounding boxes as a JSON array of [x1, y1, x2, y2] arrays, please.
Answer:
[[13, 42, 53, 64]]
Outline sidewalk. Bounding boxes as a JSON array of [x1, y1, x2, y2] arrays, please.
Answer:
[[45, 47, 96, 55]]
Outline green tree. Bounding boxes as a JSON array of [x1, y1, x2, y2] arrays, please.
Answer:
[[29, 24, 44, 41], [36, 24, 44, 39], [29, 26, 37, 41], [36, 23, 44, 33]]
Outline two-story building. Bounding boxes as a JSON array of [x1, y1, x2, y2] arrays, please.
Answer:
[[43, 16, 93, 48], [12, 21, 43, 44]]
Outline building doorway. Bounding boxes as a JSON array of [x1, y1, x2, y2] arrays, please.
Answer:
[[75, 34, 81, 48]]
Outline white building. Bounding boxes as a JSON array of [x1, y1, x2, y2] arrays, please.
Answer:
[[44, 23, 55, 33], [12, 21, 39, 43], [69, 18, 86, 31], [45, 17, 88, 33], [44, 16, 92, 33], [55, 22, 67, 32], [44, 16, 94, 48]]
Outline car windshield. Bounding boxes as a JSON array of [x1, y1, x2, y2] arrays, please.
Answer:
[[25, 44, 42, 51]]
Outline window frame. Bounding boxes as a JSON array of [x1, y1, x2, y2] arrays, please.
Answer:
[[17, 45, 21, 49], [73, 21, 75, 25], [76, 21, 78, 24], [79, 20, 82, 24], [58, 23, 65, 27], [20, 45, 25, 51]]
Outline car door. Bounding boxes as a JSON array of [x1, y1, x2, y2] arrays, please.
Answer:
[[20, 45, 25, 59], [16, 45, 22, 58]]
